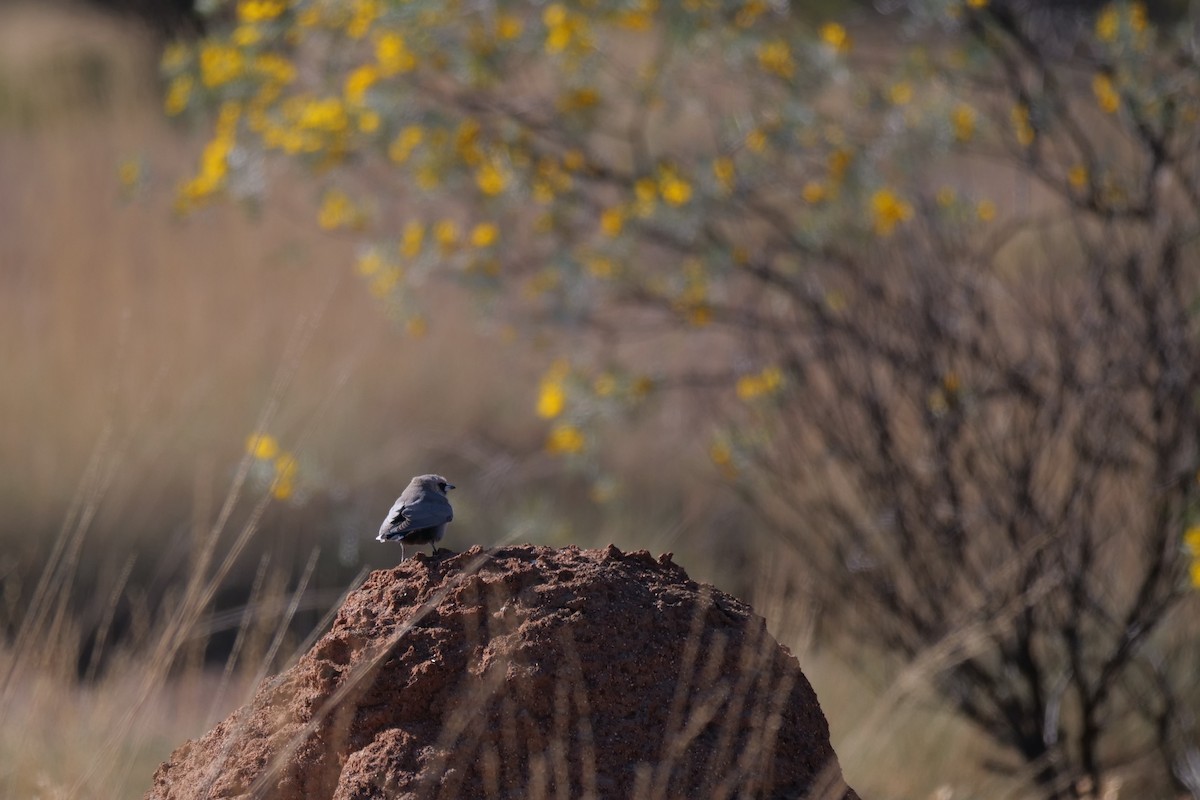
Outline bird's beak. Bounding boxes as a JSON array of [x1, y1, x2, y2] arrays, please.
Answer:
[[446, 483, 456, 490]]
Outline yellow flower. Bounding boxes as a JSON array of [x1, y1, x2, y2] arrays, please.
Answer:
[[745, 129, 767, 153], [164, 74, 192, 116], [1190, 560, 1200, 589], [977, 199, 997, 221], [496, 13, 523, 39], [736, 366, 784, 400], [709, 440, 732, 467], [1093, 73, 1120, 114], [870, 188, 913, 236], [399, 220, 424, 258], [828, 148, 852, 182], [406, 315, 427, 338], [199, 43, 244, 88], [1068, 164, 1089, 188], [966, 0, 988, 7], [434, 219, 460, 250], [375, 31, 416, 75], [757, 40, 794, 79], [538, 381, 566, 419], [246, 433, 280, 460], [232, 24, 262, 47], [347, 0, 381, 38], [952, 103, 976, 142], [889, 81, 914, 106], [593, 373, 617, 396], [1184, 525, 1200, 554], [470, 222, 499, 248], [802, 181, 826, 204], [271, 453, 298, 500], [1011, 104, 1036, 147], [344, 64, 379, 105], [475, 161, 509, 196], [600, 206, 624, 237], [318, 189, 359, 230], [237, 0, 287, 23], [160, 42, 189, 70], [388, 125, 424, 164], [819, 21, 851, 53], [659, 167, 692, 206], [1095, 4, 1119, 41], [356, 249, 383, 276], [545, 423, 585, 455], [712, 157, 735, 192]]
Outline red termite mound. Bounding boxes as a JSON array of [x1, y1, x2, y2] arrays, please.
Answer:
[[145, 544, 860, 800]]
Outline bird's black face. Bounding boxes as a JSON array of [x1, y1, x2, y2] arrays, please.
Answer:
[[437, 479, 455, 493]]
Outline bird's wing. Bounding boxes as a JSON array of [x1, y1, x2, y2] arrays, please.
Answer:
[[396, 490, 453, 532]]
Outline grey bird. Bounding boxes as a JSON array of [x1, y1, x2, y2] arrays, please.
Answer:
[[376, 474, 455, 558]]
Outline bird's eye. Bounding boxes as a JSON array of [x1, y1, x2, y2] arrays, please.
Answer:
[[438, 482, 446, 491]]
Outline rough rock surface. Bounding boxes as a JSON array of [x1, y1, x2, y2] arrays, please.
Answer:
[[146, 544, 859, 800]]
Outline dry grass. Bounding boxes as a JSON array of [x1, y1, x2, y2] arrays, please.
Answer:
[[0, 6, 1063, 799]]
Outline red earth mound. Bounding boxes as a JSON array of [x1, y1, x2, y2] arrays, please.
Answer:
[[145, 544, 859, 800]]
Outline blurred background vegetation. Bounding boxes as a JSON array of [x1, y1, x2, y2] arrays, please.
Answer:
[[2, 0, 1199, 798]]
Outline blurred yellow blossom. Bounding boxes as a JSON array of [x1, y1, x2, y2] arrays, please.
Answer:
[[966, 0, 988, 7], [199, 43, 245, 88], [757, 40, 794, 79], [545, 423, 585, 455], [871, 188, 913, 236], [952, 103, 976, 141], [1068, 164, 1089, 188], [434, 219, 460, 251], [736, 367, 784, 400], [246, 433, 280, 460], [828, 148, 852, 182], [802, 181, 827, 204], [937, 185, 957, 207], [400, 220, 424, 258], [317, 189, 362, 230], [658, 166, 692, 206], [475, 160, 509, 195], [600, 206, 624, 237], [356, 249, 383, 276], [1012, 104, 1035, 147], [271, 453, 298, 500], [593, 373, 616, 396], [406, 315, 427, 338], [388, 125, 424, 164], [1096, 4, 1119, 41], [1093, 73, 1120, 113], [232, 25, 262, 47], [375, 31, 416, 75], [889, 81, 914, 106], [1184, 525, 1200, 553], [496, 13, 523, 39], [712, 157, 735, 192], [977, 199, 997, 221], [346, 0, 381, 38], [344, 64, 379, 105], [238, 0, 287, 23], [819, 22, 851, 53], [745, 129, 767, 153], [709, 440, 737, 478], [470, 222, 499, 248], [164, 74, 193, 115], [537, 361, 570, 418]]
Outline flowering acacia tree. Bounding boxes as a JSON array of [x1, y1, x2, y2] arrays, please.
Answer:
[[163, 0, 1200, 794]]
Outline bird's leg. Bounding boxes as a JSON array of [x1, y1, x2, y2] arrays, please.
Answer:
[[400, 543, 406, 561], [430, 542, 437, 557]]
